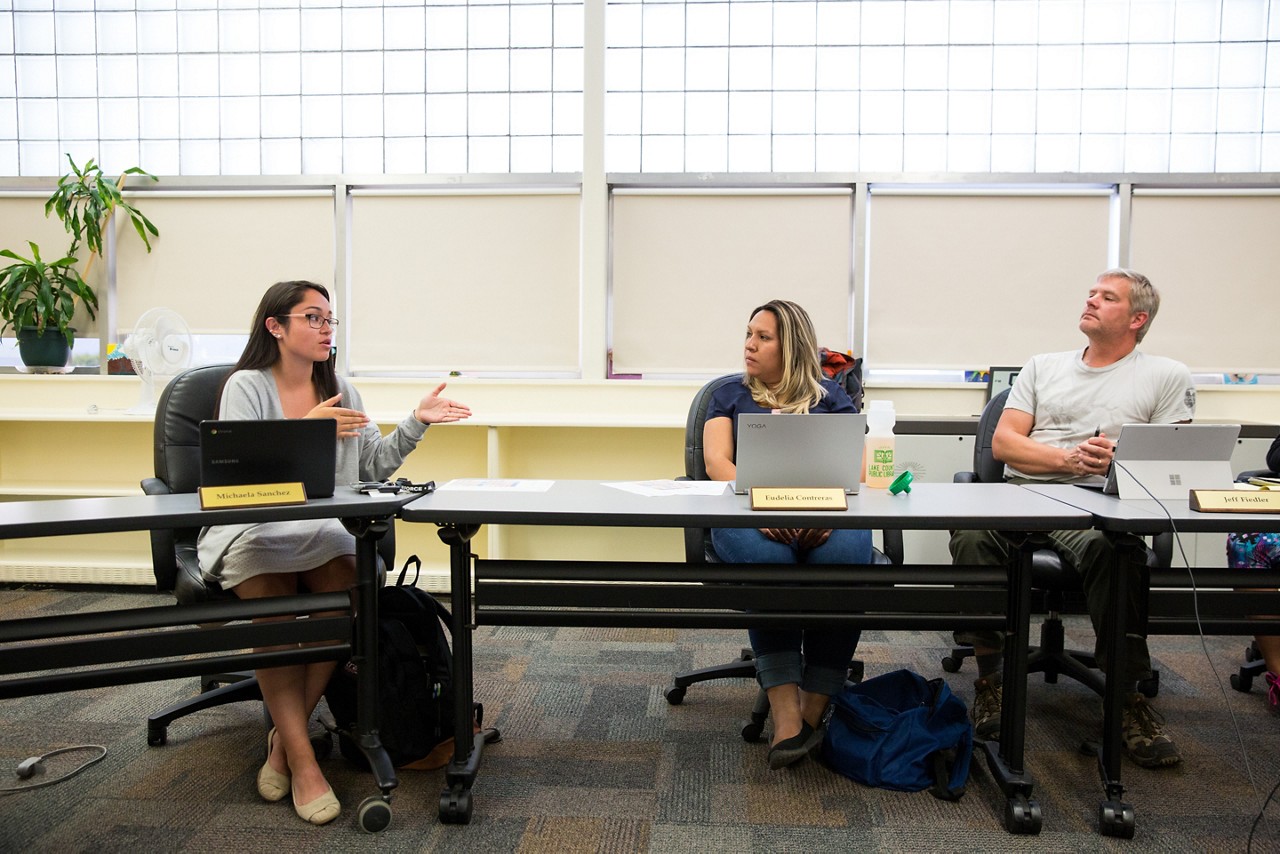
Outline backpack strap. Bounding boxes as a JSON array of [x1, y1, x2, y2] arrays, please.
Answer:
[[396, 554, 422, 588]]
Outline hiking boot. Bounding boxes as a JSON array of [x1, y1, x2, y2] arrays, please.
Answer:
[[971, 674, 1002, 741], [1265, 672, 1280, 715], [1121, 693, 1182, 768]]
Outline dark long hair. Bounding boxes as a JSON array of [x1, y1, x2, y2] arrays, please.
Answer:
[[216, 280, 339, 415]]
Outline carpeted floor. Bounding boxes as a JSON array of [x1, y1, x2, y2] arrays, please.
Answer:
[[1, 585, 1278, 853]]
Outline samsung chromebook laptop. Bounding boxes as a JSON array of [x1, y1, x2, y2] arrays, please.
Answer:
[[734, 413, 867, 494], [1098, 423, 1240, 500], [200, 419, 337, 499]]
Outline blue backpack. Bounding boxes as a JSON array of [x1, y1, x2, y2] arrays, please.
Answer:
[[820, 669, 973, 801]]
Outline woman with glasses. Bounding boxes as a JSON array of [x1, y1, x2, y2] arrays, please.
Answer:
[[198, 280, 470, 826]]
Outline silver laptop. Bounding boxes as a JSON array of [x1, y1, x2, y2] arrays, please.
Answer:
[[734, 413, 867, 494], [1103, 423, 1240, 500], [200, 419, 337, 498]]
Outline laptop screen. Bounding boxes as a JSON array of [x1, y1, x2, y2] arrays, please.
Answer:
[[200, 419, 338, 499], [734, 413, 867, 494]]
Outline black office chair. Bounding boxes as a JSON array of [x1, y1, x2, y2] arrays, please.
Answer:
[[140, 363, 395, 746], [662, 373, 903, 742], [1228, 466, 1279, 694], [941, 387, 1164, 698]]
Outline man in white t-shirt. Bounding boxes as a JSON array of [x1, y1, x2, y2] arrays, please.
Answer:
[[952, 268, 1195, 769]]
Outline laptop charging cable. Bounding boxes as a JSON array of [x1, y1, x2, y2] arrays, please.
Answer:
[[1112, 460, 1275, 850]]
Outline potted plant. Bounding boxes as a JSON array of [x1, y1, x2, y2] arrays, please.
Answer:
[[0, 155, 158, 370]]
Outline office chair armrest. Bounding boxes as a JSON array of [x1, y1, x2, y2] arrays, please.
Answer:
[[953, 472, 979, 484], [1151, 531, 1174, 568], [674, 475, 710, 564], [141, 477, 172, 497], [140, 477, 180, 591], [1237, 469, 1278, 482], [880, 529, 904, 565]]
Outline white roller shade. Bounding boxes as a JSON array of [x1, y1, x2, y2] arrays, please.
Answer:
[[347, 191, 581, 373], [113, 193, 336, 334], [1130, 191, 1280, 373], [610, 190, 854, 376], [865, 191, 1112, 370]]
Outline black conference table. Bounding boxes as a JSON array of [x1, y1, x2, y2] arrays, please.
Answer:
[[0, 488, 422, 833], [403, 479, 1094, 833], [1026, 482, 1280, 838]]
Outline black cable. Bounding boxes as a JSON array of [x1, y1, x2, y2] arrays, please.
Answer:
[[1113, 460, 1275, 839], [1248, 776, 1280, 853], [0, 745, 108, 795]]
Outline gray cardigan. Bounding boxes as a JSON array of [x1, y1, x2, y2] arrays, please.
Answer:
[[196, 368, 428, 582]]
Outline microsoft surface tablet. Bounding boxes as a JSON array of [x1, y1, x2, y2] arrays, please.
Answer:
[[734, 412, 867, 495], [200, 418, 337, 499], [1104, 423, 1240, 500]]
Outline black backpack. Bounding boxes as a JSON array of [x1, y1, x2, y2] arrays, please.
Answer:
[[325, 556, 460, 769]]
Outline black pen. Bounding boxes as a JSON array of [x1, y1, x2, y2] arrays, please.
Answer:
[[1093, 426, 1101, 438]]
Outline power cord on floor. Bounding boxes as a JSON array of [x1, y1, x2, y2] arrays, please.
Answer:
[[1112, 460, 1275, 850], [0, 745, 108, 795]]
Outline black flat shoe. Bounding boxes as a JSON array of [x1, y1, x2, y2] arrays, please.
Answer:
[[768, 722, 822, 770]]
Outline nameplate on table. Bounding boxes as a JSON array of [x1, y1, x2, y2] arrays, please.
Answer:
[[750, 487, 847, 511], [1189, 490, 1280, 513], [199, 482, 308, 510]]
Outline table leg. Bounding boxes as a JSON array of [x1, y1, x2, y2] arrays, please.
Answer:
[[344, 516, 397, 833], [437, 523, 489, 825], [1095, 534, 1143, 839], [980, 535, 1042, 835]]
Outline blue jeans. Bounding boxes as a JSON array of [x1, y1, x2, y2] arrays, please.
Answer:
[[710, 526, 873, 696]]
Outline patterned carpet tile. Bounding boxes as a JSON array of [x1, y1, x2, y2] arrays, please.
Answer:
[[2, 589, 1279, 852]]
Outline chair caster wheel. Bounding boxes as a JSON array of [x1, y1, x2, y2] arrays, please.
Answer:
[[1004, 794, 1042, 835], [357, 796, 392, 833], [664, 686, 686, 705], [1099, 799, 1135, 838], [941, 656, 962, 673], [439, 785, 473, 824], [740, 720, 765, 743], [147, 726, 167, 747], [1231, 672, 1250, 692]]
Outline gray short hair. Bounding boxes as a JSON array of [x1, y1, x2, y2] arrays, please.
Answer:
[[1098, 268, 1160, 343]]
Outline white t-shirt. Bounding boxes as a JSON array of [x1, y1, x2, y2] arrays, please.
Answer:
[[1003, 347, 1196, 483]]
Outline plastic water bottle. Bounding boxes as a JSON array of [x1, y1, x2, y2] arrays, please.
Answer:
[[864, 399, 897, 488]]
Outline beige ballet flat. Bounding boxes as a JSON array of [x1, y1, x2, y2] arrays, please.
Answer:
[[293, 786, 341, 826], [256, 727, 291, 802]]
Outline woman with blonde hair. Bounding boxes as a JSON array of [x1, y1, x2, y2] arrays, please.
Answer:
[[702, 299, 872, 770]]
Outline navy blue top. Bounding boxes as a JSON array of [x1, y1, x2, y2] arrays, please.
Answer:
[[706, 377, 857, 458]]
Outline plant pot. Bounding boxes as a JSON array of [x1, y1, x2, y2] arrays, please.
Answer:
[[16, 326, 73, 369]]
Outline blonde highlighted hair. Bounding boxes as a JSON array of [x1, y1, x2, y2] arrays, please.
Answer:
[[743, 299, 828, 414]]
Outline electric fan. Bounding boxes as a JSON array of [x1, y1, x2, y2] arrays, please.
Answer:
[[123, 308, 193, 415]]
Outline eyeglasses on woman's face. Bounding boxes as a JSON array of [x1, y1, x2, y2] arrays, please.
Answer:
[[278, 313, 339, 330]]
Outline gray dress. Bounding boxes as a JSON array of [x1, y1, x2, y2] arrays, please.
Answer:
[[196, 368, 428, 590]]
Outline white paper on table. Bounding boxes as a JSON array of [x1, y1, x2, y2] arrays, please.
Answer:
[[436, 478, 555, 493], [603, 480, 729, 497]]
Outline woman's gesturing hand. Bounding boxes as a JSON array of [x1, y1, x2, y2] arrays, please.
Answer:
[[415, 383, 473, 424], [307, 393, 370, 438]]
